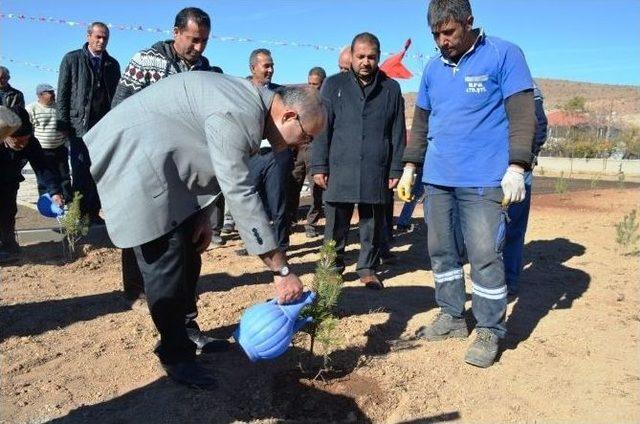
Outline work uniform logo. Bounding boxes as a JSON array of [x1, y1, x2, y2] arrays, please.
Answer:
[[465, 75, 488, 94]]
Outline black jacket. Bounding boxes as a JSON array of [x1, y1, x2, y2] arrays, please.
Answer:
[[311, 70, 406, 204], [1, 137, 61, 195], [0, 85, 25, 108], [56, 43, 120, 137]]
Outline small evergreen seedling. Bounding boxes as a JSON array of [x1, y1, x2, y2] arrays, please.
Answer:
[[616, 209, 640, 255], [617, 170, 626, 190], [555, 171, 568, 194], [58, 191, 90, 260], [301, 240, 344, 369]]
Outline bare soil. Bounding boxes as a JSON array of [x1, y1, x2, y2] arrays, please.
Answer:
[[2, 188, 639, 423]]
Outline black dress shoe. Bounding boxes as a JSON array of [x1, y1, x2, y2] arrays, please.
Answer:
[[185, 321, 231, 353], [161, 361, 217, 389]]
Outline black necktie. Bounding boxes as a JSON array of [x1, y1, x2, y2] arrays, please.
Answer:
[[91, 57, 101, 74]]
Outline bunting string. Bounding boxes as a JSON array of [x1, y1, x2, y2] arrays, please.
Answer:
[[0, 55, 58, 73], [0, 12, 432, 60]]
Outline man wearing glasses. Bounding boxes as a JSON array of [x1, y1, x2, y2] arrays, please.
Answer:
[[311, 32, 406, 290]]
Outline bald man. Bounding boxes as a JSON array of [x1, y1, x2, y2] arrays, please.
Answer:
[[338, 47, 351, 72]]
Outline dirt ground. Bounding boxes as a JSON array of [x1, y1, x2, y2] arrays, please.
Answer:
[[1, 188, 639, 424]]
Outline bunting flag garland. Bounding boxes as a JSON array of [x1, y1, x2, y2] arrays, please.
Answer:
[[0, 56, 58, 73], [380, 39, 413, 79], [0, 12, 431, 61]]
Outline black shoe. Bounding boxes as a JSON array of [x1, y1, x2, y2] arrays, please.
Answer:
[[161, 361, 217, 389], [305, 226, 319, 238], [0, 249, 19, 264], [186, 321, 231, 353], [221, 223, 235, 234], [207, 234, 225, 250], [395, 223, 412, 233], [380, 252, 397, 265]]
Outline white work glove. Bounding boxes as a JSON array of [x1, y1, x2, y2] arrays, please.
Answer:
[[397, 166, 416, 202], [501, 165, 526, 205]]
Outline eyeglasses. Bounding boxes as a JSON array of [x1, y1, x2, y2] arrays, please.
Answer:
[[295, 115, 313, 144]]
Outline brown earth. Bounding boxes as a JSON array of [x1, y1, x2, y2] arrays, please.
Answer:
[[1, 188, 639, 423]]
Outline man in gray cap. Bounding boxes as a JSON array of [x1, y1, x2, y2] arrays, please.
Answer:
[[26, 84, 71, 202]]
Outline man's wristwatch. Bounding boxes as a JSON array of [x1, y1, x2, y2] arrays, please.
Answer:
[[273, 265, 291, 278]]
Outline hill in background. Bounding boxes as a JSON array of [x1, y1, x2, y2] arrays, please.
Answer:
[[403, 78, 640, 128]]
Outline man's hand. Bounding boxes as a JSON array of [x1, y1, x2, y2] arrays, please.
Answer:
[[388, 178, 399, 189], [313, 173, 328, 189], [397, 165, 416, 202], [274, 273, 303, 304], [192, 212, 213, 253], [51, 194, 64, 206], [501, 164, 526, 205]]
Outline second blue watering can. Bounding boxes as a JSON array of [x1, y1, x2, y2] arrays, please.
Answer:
[[234, 291, 316, 362], [37, 193, 65, 218]]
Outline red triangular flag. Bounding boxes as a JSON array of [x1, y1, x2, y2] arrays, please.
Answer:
[[380, 39, 413, 79]]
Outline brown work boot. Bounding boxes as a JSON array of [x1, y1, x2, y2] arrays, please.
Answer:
[[360, 274, 384, 290]]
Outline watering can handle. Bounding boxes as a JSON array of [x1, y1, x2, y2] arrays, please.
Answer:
[[271, 291, 317, 306], [293, 316, 313, 333]]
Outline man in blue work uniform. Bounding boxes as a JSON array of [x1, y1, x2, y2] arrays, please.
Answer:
[[398, 0, 537, 367]]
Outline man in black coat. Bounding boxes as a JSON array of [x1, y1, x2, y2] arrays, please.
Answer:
[[311, 32, 406, 289], [56, 22, 120, 223]]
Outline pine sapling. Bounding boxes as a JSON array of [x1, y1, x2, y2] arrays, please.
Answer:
[[58, 191, 90, 260], [301, 240, 344, 371], [617, 170, 626, 190], [555, 171, 568, 194], [616, 209, 640, 255]]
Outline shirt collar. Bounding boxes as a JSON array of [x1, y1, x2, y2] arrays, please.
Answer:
[[439, 27, 485, 67], [87, 48, 103, 60]]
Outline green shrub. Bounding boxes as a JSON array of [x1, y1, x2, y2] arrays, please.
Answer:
[[58, 191, 90, 260], [616, 209, 640, 256]]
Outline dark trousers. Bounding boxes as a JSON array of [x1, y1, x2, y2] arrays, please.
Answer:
[[0, 183, 19, 252], [69, 136, 100, 218], [122, 248, 145, 299], [122, 198, 224, 301], [302, 146, 324, 229], [210, 194, 225, 236], [133, 215, 200, 364], [37, 144, 72, 203], [305, 182, 324, 229], [248, 148, 292, 251], [380, 193, 394, 255], [324, 202, 384, 277], [285, 149, 307, 225]]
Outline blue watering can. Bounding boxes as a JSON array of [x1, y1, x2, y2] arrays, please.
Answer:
[[234, 291, 316, 362], [37, 193, 65, 218]]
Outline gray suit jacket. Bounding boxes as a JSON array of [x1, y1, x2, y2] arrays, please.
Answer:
[[84, 71, 277, 254]]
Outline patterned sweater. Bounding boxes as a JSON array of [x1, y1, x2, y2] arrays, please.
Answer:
[[111, 40, 218, 107]]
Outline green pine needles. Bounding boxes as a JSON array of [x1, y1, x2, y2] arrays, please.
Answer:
[[616, 209, 640, 256], [302, 240, 344, 364], [58, 191, 90, 260]]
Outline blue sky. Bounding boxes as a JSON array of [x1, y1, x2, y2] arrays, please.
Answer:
[[1, 0, 639, 103]]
